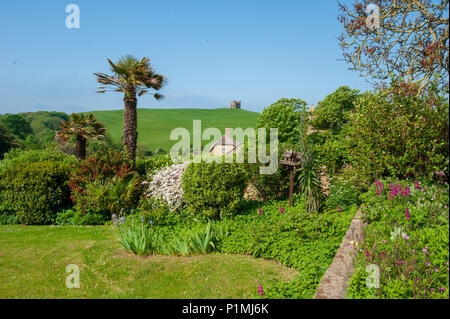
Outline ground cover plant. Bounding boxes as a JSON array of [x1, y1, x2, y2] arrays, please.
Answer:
[[115, 194, 357, 299], [346, 179, 449, 299]]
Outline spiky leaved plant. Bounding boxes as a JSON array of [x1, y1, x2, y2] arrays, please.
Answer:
[[57, 113, 106, 160], [297, 105, 322, 212]]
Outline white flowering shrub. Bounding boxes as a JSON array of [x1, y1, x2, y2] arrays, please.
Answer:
[[143, 162, 189, 212]]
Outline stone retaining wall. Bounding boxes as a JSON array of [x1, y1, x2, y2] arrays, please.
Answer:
[[314, 209, 363, 299]]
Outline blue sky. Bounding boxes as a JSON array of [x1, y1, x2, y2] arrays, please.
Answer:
[[0, 0, 370, 114]]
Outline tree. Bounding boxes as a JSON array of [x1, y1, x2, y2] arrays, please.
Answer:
[[257, 98, 308, 144], [338, 0, 449, 91], [0, 124, 18, 159], [94, 55, 166, 160], [56, 113, 106, 160], [311, 86, 360, 132], [0, 114, 33, 140], [346, 81, 449, 184]]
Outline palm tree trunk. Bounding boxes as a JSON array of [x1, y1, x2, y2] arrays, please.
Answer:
[[75, 134, 87, 160], [123, 95, 138, 160]]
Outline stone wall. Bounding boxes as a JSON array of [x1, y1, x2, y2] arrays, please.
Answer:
[[314, 208, 363, 299]]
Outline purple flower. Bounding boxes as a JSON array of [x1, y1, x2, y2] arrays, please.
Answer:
[[258, 208, 262, 215], [403, 235, 409, 240], [279, 207, 284, 215], [423, 248, 428, 254], [337, 205, 342, 212]]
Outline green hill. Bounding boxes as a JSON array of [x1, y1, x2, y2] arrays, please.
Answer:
[[87, 108, 259, 153]]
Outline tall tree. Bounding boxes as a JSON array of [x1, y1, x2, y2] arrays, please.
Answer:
[[0, 124, 18, 159], [338, 0, 449, 91], [94, 55, 165, 160], [0, 114, 33, 140], [56, 113, 106, 160]]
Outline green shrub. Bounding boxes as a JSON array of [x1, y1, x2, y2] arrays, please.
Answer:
[[325, 176, 361, 211], [1, 161, 71, 225], [346, 84, 449, 184], [69, 149, 143, 216], [0, 212, 19, 225], [55, 209, 107, 226], [243, 142, 301, 201], [182, 161, 248, 219], [0, 148, 75, 173], [257, 98, 307, 144], [135, 154, 173, 177]]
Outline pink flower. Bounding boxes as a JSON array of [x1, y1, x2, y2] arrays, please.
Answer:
[[337, 205, 342, 212]]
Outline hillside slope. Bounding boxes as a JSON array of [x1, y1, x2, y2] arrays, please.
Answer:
[[88, 108, 259, 153]]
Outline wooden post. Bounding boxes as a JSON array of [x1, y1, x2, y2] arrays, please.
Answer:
[[289, 166, 294, 207], [280, 150, 302, 208]]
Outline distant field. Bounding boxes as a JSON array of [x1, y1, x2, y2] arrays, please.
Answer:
[[87, 108, 259, 153]]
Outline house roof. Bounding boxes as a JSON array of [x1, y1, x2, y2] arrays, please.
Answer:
[[209, 135, 243, 152]]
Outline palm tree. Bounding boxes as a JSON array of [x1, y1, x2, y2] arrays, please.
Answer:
[[57, 113, 106, 160], [94, 55, 165, 160]]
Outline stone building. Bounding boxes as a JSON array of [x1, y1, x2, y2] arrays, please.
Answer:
[[230, 101, 241, 109], [209, 128, 243, 155]]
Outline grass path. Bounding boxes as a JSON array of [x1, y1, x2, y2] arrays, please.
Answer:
[[0, 225, 297, 298]]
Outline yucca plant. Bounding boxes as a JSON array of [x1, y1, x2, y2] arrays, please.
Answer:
[[298, 150, 323, 212], [94, 55, 165, 160], [297, 105, 323, 212]]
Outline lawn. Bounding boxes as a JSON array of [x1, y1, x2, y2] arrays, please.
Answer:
[[0, 225, 297, 299], [87, 108, 259, 152]]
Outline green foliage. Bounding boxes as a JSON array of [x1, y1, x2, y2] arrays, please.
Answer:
[[0, 148, 75, 174], [346, 84, 449, 185], [0, 124, 18, 159], [0, 114, 33, 140], [21, 111, 69, 148], [135, 154, 173, 177], [347, 179, 449, 299], [218, 201, 357, 298], [55, 209, 107, 225], [325, 176, 360, 211], [311, 86, 360, 132], [243, 142, 300, 201], [182, 161, 248, 219], [118, 217, 225, 256], [118, 219, 162, 256], [68, 148, 142, 216], [0, 212, 19, 225], [298, 150, 322, 212], [0, 161, 71, 225], [154, 147, 167, 155], [257, 98, 307, 144]]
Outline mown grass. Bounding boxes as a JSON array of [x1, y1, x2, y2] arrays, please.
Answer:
[[87, 108, 259, 153], [0, 225, 297, 299]]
